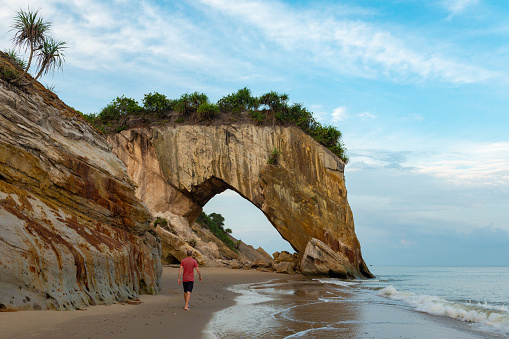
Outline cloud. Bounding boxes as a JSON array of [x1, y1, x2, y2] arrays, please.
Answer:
[[442, 0, 480, 16], [197, 0, 496, 84], [412, 141, 509, 187], [358, 112, 376, 119], [331, 106, 347, 123], [348, 137, 509, 188], [348, 149, 413, 170], [402, 113, 424, 121]]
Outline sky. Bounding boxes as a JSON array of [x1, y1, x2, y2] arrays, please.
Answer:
[[1, 0, 508, 266]]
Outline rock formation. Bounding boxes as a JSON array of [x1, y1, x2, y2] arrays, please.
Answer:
[[0, 74, 161, 310], [108, 125, 373, 279]]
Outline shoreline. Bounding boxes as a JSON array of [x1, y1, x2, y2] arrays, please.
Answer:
[[0, 266, 494, 338], [0, 266, 304, 339]]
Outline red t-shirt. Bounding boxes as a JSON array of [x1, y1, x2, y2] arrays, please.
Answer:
[[180, 257, 198, 282]]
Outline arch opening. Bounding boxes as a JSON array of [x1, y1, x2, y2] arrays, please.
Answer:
[[202, 189, 294, 256]]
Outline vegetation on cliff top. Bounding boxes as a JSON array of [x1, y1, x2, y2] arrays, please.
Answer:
[[81, 88, 349, 163], [196, 212, 240, 252]]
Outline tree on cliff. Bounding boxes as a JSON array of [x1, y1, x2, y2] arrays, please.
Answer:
[[25, 37, 66, 86], [9, 7, 66, 85]]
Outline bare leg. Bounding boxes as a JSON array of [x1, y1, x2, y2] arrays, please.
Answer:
[[184, 292, 191, 310]]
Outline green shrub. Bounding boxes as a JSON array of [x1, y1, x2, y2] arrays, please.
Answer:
[[267, 148, 280, 165], [143, 92, 173, 116], [249, 110, 266, 124], [196, 212, 238, 252], [175, 92, 208, 116], [153, 217, 168, 228], [115, 125, 127, 133], [259, 91, 289, 112], [0, 64, 20, 81], [197, 102, 219, 120], [218, 87, 259, 113], [175, 117, 185, 123], [77, 110, 98, 124], [312, 125, 342, 149], [4, 49, 26, 69], [98, 95, 143, 121]]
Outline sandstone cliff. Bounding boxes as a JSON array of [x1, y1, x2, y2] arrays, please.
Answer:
[[108, 125, 372, 278], [0, 71, 161, 310]]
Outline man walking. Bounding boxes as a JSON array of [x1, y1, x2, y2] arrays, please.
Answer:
[[178, 250, 202, 310]]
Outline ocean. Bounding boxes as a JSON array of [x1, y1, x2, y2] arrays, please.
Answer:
[[203, 266, 509, 338]]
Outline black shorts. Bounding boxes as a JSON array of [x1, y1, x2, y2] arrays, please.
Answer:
[[183, 281, 194, 293]]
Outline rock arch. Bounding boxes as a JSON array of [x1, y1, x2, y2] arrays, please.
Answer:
[[108, 124, 373, 278]]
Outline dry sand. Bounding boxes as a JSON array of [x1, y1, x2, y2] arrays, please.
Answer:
[[0, 266, 302, 339]]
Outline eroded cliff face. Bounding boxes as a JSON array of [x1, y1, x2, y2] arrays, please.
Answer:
[[0, 79, 161, 310], [108, 125, 372, 278]]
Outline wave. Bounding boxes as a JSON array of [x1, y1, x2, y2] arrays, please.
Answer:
[[378, 285, 509, 335], [314, 278, 360, 287]]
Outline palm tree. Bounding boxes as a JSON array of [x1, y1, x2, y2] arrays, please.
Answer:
[[25, 37, 66, 86], [9, 8, 51, 84]]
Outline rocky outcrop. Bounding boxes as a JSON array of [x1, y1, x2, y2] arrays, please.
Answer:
[[0, 76, 161, 310], [301, 238, 357, 278], [108, 125, 372, 278]]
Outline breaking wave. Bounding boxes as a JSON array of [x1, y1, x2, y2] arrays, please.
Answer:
[[378, 285, 509, 335]]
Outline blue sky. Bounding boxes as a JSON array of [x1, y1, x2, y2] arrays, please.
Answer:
[[1, 0, 508, 266]]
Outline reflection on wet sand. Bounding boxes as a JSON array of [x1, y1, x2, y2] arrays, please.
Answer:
[[204, 278, 486, 339]]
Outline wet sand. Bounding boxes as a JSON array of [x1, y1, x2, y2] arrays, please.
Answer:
[[0, 267, 301, 339]]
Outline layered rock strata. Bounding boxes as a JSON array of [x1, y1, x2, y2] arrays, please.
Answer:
[[108, 125, 372, 278], [0, 79, 161, 310]]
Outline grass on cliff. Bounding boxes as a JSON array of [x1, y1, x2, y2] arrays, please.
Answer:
[[196, 212, 239, 252], [80, 88, 349, 164]]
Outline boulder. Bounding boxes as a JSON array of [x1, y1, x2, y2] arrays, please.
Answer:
[[274, 262, 296, 274], [278, 251, 294, 262], [229, 259, 242, 269], [250, 260, 272, 269], [300, 238, 359, 278], [154, 226, 207, 266]]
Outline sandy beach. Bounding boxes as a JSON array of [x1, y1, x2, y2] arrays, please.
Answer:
[[2, 265, 495, 339], [0, 266, 303, 339]]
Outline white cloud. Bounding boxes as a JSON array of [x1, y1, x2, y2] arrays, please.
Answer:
[[403, 113, 424, 121], [358, 112, 376, 119], [0, 0, 499, 94], [412, 141, 509, 187], [442, 0, 480, 16], [331, 106, 347, 123], [348, 138, 509, 188], [198, 0, 497, 84]]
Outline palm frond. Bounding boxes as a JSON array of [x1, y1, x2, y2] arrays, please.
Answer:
[[34, 37, 67, 78], [11, 8, 51, 52]]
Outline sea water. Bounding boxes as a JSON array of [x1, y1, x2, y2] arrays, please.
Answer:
[[203, 266, 509, 338]]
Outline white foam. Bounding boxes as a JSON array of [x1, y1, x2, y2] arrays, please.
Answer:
[[314, 278, 359, 287], [378, 285, 509, 335]]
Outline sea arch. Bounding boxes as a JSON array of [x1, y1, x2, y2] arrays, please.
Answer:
[[108, 124, 372, 278]]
